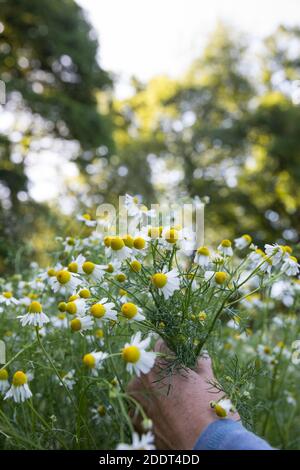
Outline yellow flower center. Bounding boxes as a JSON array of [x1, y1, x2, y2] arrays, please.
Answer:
[[130, 260, 142, 272], [164, 228, 178, 244], [58, 313, 66, 320], [148, 226, 160, 239], [242, 234, 252, 243], [123, 235, 134, 248], [47, 268, 56, 277], [66, 302, 77, 315], [12, 371, 27, 387], [198, 311, 207, 321], [95, 328, 104, 338], [133, 237, 146, 250], [152, 273, 167, 288], [133, 196, 139, 204], [83, 213, 91, 220], [58, 301, 67, 312], [110, 237, 125, 251], [83, 353, 96, 368], [104, 236, 111, 247], [70, 318, 82, 331], [0, 369, 8, 381], [283, 245, 292, 254], [119, 289, 127, 296], [82, 261, 95, 275], [214, 272, 227, 285], [290, 256, 298, 263], [3, 291, 12, 299], [255, 249, 264, 256], [68, 262, 78, 273], [97, 405, 106, 416], [90, 303, 106, 318], [264, 346, 271, 354], [122, 345, 141, 363], [79, 288, 91, 299], [116, 273, 126, 282], [121, 302, 138, 319], [67, 237, 75, 246], [29, 301, 42, 313], [29, 293, 38, 299], [105, 263, 114, 273], [214, 404, 227, 418], [197, 246, 210, 256], [69, 294, 79, 301], [56, 270, 71, 285], [221, 239, 232, 248]]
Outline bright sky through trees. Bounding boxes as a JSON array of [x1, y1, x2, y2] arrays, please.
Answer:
[[78, 0, 300, 97]]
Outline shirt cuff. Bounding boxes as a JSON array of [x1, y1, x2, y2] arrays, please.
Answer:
[[193, 419, 273, 450]]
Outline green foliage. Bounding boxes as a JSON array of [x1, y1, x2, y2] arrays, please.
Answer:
[[112, 24, 300, 246], [0, 0, 113, 273]]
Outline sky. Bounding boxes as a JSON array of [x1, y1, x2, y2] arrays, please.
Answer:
[[77, 0, 300, 97]]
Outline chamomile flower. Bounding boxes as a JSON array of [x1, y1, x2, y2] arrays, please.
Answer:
[[234, 234, 252, 250], [51, 313, 68, 329], [82, 261, 106, 282], [94, 328, 105, 346], [116, 432, 155, 450], [18, 301, 50, 328], [65, 296, 86, 316], [257, 344, 274, 364], [178, 227, 196, 256], [62, 236, 79, 253], [132, 233, 149, 256], [67, 254, 86, 274], [194, 246, 211, 267], [92, 404, 109, 423], [52, 270, 81, 294], [218, 239, 233, 257], [83, 351, 108, 375], [121, 302, 145, 322], [124, 194, 156, 221], [152, 269, 180, 299], [4, 371, 32, 403], [124, 194, 142, 217], [265, 244, 289, 266], [70, 315, 93, 332], [259, 255, 272, 274], [42, 267, 59, 288], [0, 291, 19, 306], [130, 259, 142, 273], [0, 369, 10, 394], [212, 398, 235, 418], [271, 280, 295, 307], [106, 236, 132, 262], [281, 256, 299, 277], [90, 299, 117, 322], [121, 332, 156, 377], [59, 370, 76, 390], [161, 227, 180, 250], [77, 213, 97, 227], [248, 248, 269, 271], [204, 271, 228, 285]]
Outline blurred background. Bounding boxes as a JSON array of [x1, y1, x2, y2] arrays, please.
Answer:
[[1, 0, 300, 274]]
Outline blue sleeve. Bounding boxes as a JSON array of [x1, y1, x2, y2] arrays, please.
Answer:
[[193, 419, 273, 450]]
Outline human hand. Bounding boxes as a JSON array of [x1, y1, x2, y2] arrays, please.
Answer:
[[127, 339, 239, 450]]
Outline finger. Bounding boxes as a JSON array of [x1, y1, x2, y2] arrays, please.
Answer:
[[194, 354, 213, 376]]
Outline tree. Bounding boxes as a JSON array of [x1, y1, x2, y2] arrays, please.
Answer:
[[112, 24, 300, 247], [0, 0, 113, 273]]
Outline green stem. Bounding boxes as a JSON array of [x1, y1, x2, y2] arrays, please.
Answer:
[[35, 328, 97, 449]]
